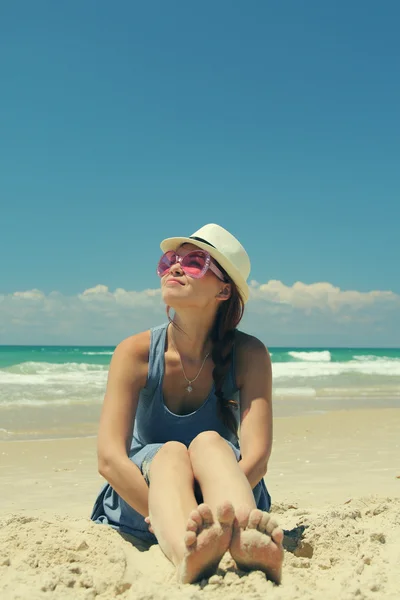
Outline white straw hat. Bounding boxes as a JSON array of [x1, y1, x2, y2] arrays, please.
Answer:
[[160, 223, 251, 303]]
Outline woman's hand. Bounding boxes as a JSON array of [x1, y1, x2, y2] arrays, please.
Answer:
[[144, 516, 154, 534]]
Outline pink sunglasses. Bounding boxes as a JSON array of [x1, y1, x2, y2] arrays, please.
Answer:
[[157, 250, 227, 281]]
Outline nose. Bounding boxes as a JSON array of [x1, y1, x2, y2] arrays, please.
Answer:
[[169, 257, 184, 276]]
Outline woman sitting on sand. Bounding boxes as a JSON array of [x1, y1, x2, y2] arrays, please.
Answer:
[[91, 223, 283, 584]]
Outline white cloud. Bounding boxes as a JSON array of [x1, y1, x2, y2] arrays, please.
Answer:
[[78, 285, 161, 308], [11, 289, 46, 301], [249, 280, 399, 314], [0, 285, 165, 344], [1, 281, 399, 345]]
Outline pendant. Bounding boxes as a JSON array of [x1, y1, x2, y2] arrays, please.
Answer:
[[186, 385, 193, 393]]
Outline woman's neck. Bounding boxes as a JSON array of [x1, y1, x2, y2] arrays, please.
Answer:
[[168, 310, 216, 362]]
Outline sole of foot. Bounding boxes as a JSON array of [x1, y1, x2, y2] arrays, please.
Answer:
[[177, 501, 235, 584], [230, 507, 284, 585]]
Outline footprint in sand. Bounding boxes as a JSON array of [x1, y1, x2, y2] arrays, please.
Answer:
[[177, 502, 234, 584], [230, 508, 284, 585]]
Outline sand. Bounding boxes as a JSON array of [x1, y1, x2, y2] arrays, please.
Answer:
[[1, 408, 400, 599]]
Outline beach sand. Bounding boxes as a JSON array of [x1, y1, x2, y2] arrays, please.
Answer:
[[1, 408, 399, 599]]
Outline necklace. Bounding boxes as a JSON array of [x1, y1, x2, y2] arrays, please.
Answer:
[[170, 333, 210, 393]]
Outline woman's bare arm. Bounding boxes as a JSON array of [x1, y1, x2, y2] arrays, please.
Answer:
[[97, 331, 150, 517], [236, 334, 273, 489]]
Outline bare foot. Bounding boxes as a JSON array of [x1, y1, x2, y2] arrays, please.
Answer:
[[177, 501, 234, 584], [230, 507, 284, 584]]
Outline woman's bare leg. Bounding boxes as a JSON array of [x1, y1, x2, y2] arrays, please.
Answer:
[[188, 431, 284, 584], [147, 441, 234, 583], [189, 431, 256, 511]]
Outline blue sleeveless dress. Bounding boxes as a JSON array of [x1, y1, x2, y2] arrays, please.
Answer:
[[91, 323, 271, 542]]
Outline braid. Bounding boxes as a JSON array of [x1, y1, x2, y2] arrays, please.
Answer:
[[211, 282, 244, 436]]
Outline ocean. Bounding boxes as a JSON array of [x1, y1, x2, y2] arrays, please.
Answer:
[[1, 344, 400, 440]]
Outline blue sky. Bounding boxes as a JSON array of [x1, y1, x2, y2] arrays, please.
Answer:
[[1, 1, 399, 345]]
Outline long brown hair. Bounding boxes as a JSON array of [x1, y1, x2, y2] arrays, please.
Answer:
[[210, 277, 244, 436], [166, 269, 245, 437]]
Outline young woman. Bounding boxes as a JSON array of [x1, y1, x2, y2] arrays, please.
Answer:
[[91, 223, 283, 584]]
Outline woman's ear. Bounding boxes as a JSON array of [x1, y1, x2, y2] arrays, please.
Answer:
[[216, 284, 232, 301]]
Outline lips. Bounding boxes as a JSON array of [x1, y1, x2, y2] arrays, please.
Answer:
[[166, 277, 184, 286]]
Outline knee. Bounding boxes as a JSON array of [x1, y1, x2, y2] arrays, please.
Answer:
[[154, 441, 189, 464], [188, 431, 225, 458], [149, 442, 193, 483]]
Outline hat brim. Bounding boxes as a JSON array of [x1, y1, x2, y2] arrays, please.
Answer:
[[160, 236, 249, 303]]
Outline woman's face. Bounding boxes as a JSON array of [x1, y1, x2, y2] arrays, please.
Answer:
[[160, 243, 229, 310]]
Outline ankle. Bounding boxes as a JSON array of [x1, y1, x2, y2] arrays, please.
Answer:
[[170, 542, 186, 566]]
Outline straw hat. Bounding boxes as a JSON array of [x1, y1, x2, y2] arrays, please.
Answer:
[[160, 223, 251, 303]]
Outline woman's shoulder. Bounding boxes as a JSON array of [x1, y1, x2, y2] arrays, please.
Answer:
[[116, 330, 151, 357], [100, 330, 152, 392], [234, 330, 272, 387], [235, 330, 270, 353], [110, 330, 152, 380], [112, 322, 168, 371]]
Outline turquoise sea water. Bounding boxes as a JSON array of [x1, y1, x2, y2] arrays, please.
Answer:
[[1, 343, 399, 440], [1, 344, 400, 409]]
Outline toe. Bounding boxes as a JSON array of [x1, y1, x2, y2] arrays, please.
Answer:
[[248, 509, 263, 529], [186, 518, 198, 533], [217, 501, 235, 526], [189, 509, 203, 528], [235, 505, 251, 528], [271, 527, 284, 545], [259, 512, 271, 533], [197, 504, 214, 526], [184, 530, 197, 548], [265, 516, 279, 536]]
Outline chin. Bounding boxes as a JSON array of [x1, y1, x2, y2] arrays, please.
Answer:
[[162, 288, 200, 310], [162, 287, 186, 305]]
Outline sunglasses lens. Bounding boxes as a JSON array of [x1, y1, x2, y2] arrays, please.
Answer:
[[158, 251, 175, 276], [181, 251, 207, 277]]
